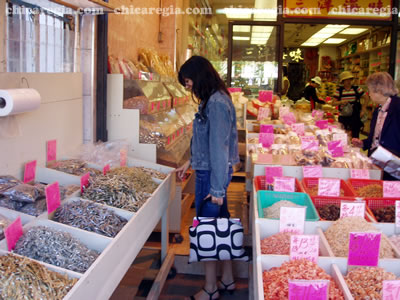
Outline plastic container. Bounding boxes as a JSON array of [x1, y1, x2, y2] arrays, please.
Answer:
[[254, 176, 305, 193], [347, 178, 394, 201], [257, 190, 319, 221], [302, 177, 356, 198]]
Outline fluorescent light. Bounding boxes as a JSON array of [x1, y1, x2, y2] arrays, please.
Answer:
[[301, 24, 350, 46], [323, 38, 347, 44], [340, 28, 368, 35], [318, 25, 350, 34], [312, 33, 335, 39], [301, 42, 320, 46], [252, 26, 273, 33], [251, 32, 269, 38], [233, 36, 250, 41], [233, 25, 251, 32], [251, 39, 267, 45]]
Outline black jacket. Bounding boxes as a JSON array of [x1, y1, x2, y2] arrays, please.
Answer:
[[303, 85, 324, 109], [363, 95, 400, 157]]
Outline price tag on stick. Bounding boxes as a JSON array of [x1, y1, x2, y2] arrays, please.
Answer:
[[340, 201, 365, 218], [348, 232, 381, 267], [46, 139, 57, 163], [103, 164, 110, 175], [120, 149, 127, 167], [80, 172, 90, 194], [382, 280, 400, 300], [23, 160, 37, 183], [279, 206, 306, 234], [5, 217, 23, 251], [289, 280, 329, 300], [290, 235, 319, 263], [45, 182, 61, 214]]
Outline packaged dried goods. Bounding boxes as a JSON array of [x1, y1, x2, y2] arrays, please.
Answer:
[[324, 217, 395, 258], [262, 259, 344, 299], [0, 175, 21, 193], [2, 184, 40, 203], [0, 214, 11, 240]]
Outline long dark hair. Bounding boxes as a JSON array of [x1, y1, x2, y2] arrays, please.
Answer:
[[178, 56, 230, 111]]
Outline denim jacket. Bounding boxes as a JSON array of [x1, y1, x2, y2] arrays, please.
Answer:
[[190, 90, 240, 198]]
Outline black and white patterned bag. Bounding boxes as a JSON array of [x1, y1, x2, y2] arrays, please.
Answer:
[[189, 215, 249, 263]]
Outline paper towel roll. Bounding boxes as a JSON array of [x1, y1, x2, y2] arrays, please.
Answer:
[[0, 89, 41, 117]]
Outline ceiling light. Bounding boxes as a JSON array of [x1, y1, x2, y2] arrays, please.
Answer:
[[250, 39, 267, 45], [340, 28, 368, 35], [323, 38, 347, 44], [312, 33, 335, 39], [233, 25, 251, 32], [233, 36, 250, 41], [301, 42, 320, 46], [252, 26, 274, 33], [318, 25, 350, 34], [251, 32, 269, 38]]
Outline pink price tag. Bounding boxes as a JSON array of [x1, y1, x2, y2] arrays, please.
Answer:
[[301, 139, 319, 151], [279, 206, 306, 234], [303, 166, 323, 178], [103, 164, 110, 175], [259, 133, 274, 149], [328, 140, 344, 157], [350, 169, 370, 179], [23, 160, 37, 183], [151, 102, 154, 111], [289, 280, 329, 300], [120, 149, 127, 167], [282, 113, 296, 125], [316, 120, 329, 129], [396, 201, 400, 228], [265, 166, 283, 184], [46, 139, 57, 162], [5, 217, 23, 251], [383, 181, 400, 198], [260, 124, 274, 133], [340, 201, 365, 218], [348, 232, 381, 267], [274, 177, 295, 192], [383, 280, 400, 299], [290, 235, 319, 263], [257, 107, 271, 121], [318, 178, 341, 197], [291, 123, 305, 136], [157, 102, 160, 111], [45, 182, 61, 214], [80, 172, 90, 194]]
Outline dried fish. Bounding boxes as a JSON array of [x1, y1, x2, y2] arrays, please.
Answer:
[[54, 200, 128, 237], [19, 198, 47, 216], [135, 166, 167, 180], [108, 166, 158, 194], [14, 226, 99, 273], [0, 214, 11, 240], [82, 175, 143, 212], [0, 253, 77, 299]]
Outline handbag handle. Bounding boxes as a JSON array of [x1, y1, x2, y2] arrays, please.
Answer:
[[196, 195, 222, 220]]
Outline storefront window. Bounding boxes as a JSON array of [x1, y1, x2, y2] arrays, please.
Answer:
[[231, 25, 278, 95]]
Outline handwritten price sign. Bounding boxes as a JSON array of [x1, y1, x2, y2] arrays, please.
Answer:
[[291, 123, 305, 136], [279, 106, 290, 117], [348, 232, 381, 267], [279, 206, 306, 234], [383, 280, 400, 300], [274, 177, 295, 192], [289, 280, 329, 300], [340, 201, 365, 218], [350, 169, 370, 179], [303, 166, 323, 178], [318, 178, 341, 197], [290, 235, 319, 263], [383, 181, 400, 198], [258, 107, 271, 121], [301, 139, 319, 151]]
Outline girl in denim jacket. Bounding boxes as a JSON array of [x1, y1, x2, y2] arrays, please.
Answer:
[[176, 56, 239, 300]]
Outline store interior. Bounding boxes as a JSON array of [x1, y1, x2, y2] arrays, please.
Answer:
[[1, 0, 400, 299]]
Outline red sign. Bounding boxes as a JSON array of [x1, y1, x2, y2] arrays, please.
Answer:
[[45, 182, 61, 214], [23, 160, 37, 183], [5, 217, 23, 251]]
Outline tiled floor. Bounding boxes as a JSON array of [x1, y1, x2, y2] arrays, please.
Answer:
[[110, 177, 249, 299]]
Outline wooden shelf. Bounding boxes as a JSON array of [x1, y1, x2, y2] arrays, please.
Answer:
[[338, 44, 390, 60]]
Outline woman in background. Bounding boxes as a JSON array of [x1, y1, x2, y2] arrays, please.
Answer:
[[281, 66, 290, 98], [352, 72, 400, 180], [176, 56, 240, 300], [302, 76, 324, 109]]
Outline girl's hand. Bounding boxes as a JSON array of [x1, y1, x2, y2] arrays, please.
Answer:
[[211, 195, 223, 206], [174, 160, 190, 180], [352, 138, 363, 148]]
